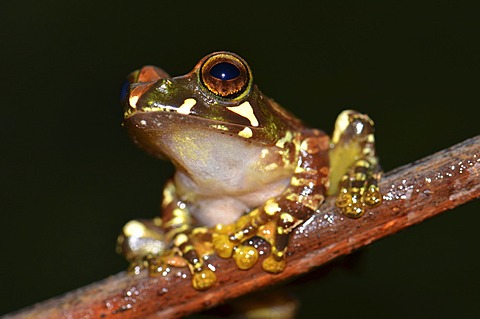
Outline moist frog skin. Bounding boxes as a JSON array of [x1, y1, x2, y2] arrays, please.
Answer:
[[117, 52, 382, 290]]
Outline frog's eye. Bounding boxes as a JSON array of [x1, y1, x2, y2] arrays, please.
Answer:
[[200, 53, 250, 98]]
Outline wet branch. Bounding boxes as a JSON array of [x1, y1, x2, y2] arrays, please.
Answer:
[[5, 136, 480, 319]]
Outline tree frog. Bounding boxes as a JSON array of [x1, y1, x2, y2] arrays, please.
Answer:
[[117, 52, 382, 290]]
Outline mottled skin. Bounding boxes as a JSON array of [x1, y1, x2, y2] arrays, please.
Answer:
[[116, 52, 382, 290]]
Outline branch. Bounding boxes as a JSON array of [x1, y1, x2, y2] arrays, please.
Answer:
[[5, 136, 479, 319]]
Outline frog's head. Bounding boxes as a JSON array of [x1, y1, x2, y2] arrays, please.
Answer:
[[121, 52, 301, 169]]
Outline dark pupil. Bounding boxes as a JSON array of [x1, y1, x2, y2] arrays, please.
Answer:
[[209, 62, 240, 81]]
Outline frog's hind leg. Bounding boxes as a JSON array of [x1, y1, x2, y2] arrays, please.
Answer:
[[160, 180, 217, 290], [329, 110, 382, 218], [116, 181, 184, 274], [117, 180, 216, 290]]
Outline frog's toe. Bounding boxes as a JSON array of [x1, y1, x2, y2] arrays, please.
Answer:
[[127, 260, 145, 275], [192, 268, 217, 291], [147, 256, 167, 275], [233, 245, 259, 270], [212, 233, 235, 258], [262, 255, 286, 274], [335, 190, 352, 208], [364, 183, 382, 207]]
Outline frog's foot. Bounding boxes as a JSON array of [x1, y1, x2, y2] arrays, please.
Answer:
[[117, 218, 217, 290], [212, 233, 263, 270], [171, 229, 218, 290], [329, 110, 383, 218], [125, 248, 216, 291], [262, 249, 287, 274], [212, 202, 299, 274], [212, 211, 267, 271], [213, 230, 289, 274], [335, 159, 382, 218]]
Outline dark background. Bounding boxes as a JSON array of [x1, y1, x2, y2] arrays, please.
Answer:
[[1, 1, 479, 318]]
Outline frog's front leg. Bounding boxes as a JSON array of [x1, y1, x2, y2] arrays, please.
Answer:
[[329, 110, 382, 218], [213, 129, 330, 273]]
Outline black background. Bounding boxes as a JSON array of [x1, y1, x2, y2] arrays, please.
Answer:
[[1, 1, 479, 318]]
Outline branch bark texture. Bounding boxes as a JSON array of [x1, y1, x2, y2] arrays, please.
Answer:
[[5, 136, 480, 319]]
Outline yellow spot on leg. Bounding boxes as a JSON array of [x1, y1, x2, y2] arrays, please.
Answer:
[[332, 110, 353, 143], [161, 182, 176, 208], [280, 213, 294, 223], [264, 200, 281, 216]]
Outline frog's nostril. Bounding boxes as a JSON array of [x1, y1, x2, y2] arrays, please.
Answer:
[[209, 62, 240, 81]]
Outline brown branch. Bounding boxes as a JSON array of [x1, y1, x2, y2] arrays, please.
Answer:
[[5, 136, 480, 319]]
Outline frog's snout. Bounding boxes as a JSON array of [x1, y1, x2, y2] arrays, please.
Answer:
[[121, 65, 171, 115]]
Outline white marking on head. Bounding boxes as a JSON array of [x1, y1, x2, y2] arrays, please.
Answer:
[[177, 98, 197, 115], [129, 95, 139, 108], [238, 127, 253, 138], [227, 101, 259, 126]]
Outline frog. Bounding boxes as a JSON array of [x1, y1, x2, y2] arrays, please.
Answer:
[[116, 51, 382, 291]]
